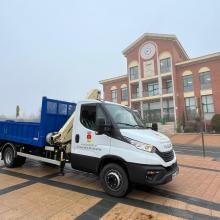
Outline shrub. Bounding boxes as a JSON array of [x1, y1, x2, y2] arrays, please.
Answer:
[[211, 114, 220, 133], [184, 121, 197, 133]]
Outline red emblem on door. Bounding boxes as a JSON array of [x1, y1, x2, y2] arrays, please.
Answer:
[[87, 132, 92, 142]]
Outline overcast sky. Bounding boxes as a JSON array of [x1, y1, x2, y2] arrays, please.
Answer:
[[0, 0, 220, 117]]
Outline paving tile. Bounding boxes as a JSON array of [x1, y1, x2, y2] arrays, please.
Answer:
[[49, 196, 101, 219], [0, 208, 29, 220], [164, 199, 187, 210], [186, 204, 211, 216], [0, 173, 26, 190], [129, 207, 159, 220], [52, 171, 102, 191], [0, 204, 10, 214], [211, 210, 220, 218], [48, 211, 77, 220], [3, 160, 58, 177], [101, 204, 184, 220], [144, 193, 168, 205], [101, 203, 136, 220], [129, 190, 148, 200]]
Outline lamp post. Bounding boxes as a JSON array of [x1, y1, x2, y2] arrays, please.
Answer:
[[196, 97, 205, 157], [16, 105, 20, 119]]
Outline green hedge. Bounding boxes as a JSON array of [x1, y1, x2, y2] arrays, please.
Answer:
[[211, 114, 220, 133]]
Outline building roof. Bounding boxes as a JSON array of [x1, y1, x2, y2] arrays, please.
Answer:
[[176, 52, 220, 67], [122, 33, 189, 59], [99, 74, 127, 84]]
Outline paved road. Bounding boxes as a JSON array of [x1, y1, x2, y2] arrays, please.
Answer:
[[1, 147, 220, 219], [1, 156, 220, 220], [174, 145, 220, 159]]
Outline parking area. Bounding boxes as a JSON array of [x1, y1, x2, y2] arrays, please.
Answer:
[[0, 151, 220, 220]]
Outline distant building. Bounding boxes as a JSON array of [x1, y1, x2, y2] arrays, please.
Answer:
[[100, 33, 220, 126]]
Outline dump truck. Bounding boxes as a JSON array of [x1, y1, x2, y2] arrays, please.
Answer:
[[0, 90, 178, 197]]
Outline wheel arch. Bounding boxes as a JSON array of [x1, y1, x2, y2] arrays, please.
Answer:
[[97, 155, 128, 176]]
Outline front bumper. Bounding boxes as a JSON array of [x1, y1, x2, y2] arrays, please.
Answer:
[[126, 162, 179, 186]]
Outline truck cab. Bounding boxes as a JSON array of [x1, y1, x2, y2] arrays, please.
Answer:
[[71, 100, 178, 197]]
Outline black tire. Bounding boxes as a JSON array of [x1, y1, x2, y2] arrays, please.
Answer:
[[16, 157, 26, 166], [3, 146, 26, 168], [100, 163, 130, 197], [3, 147, 17, 168]]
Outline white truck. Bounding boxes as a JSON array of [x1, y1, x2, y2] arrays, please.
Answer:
[[0, 90, 178, 197]]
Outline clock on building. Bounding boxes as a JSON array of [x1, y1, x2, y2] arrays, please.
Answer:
[[140, 42, 156, 60]]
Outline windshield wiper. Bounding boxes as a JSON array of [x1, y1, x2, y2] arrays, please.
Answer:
[[116, 123, 145, 128], [134, 125, 145, 128]]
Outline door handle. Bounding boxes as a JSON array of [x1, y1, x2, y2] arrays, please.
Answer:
[[75, 134, 80, 143]]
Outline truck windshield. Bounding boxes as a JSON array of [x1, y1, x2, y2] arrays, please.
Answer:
[[103, 103, 145, 129]]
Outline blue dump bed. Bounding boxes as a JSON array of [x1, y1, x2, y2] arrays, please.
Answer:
[[0, 97, 76, 147]]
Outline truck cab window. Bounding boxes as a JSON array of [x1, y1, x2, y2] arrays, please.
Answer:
[[80, 105, 96, 130], [96, 105, 107, 123], [80, 104, 108, 130]]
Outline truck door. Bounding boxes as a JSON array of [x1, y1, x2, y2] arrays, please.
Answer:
[[71, 103, 111, 173]]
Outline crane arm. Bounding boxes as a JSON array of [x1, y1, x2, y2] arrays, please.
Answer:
[[50, 89, 101, 145]]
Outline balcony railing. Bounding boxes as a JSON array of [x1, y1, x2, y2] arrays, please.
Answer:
[[162, 88, 173, 94], [143, 90, 159, 97], [131, 92, 140, 99], [132, 88, 173, 99]]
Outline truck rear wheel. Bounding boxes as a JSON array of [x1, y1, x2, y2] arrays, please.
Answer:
[[100, 163, 129, 197], [3, 145, 26, 168]]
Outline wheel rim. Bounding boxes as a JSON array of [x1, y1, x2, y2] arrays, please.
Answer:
[[5, 150, 13, 164], [105, 170, 122, 191]]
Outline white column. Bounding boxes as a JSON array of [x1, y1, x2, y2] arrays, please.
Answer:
[[140, 101, 144, 118]]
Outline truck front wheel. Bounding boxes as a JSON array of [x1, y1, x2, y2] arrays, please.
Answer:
[[100, 163, 129, 197], [3, 146, 26, 168]]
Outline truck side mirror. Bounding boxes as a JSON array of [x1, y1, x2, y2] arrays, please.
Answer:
[[96, 118, 106, 135], [152, 123, 158, 132]]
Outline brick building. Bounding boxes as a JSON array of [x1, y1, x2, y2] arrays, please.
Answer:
[[100, 33, 220, 128]]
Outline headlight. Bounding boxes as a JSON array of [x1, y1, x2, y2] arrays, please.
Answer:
[[124, 137, 156, 153]]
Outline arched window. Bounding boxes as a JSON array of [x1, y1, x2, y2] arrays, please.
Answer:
[[159, 52, 172, 74], [120, 84, 128, 101], [182, 70, 193, 92], [128, 61, 139, 80], [199, 67, 212, 90], [110, 86, 117, 103]]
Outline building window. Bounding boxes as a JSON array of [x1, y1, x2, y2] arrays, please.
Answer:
[[163, 99, 174, 122], [148, 82, 159, 96], [121, 87, 128, 101], [200, 71, 212, 90], [111, 89, 117, 102], [144, 60, 155, 77], [183, 75, 193, 92], [130, 66, 139, 80], [160, 57, 171, 73], [185, 97, 196, 120], [131, 86, 139, 99], [143, 101, 161, 123], [202, 95, 214, 120], [165, 79, 173, 94]]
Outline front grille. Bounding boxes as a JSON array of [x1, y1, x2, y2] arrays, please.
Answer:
[[156, 149, 174, 162]]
